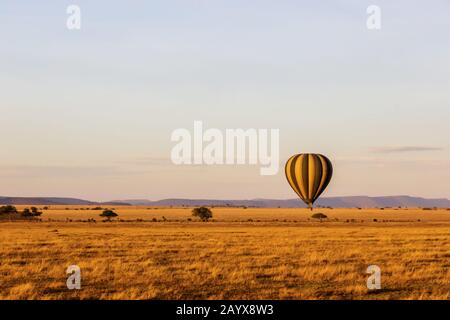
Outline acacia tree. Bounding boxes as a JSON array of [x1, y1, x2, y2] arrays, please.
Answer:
[[100, 209, 118, 221], [192, 207, 213, 222], [21, 207, 42, 217], [0, 205, 17, 215], [21, 208, 32, 217], [30, 207, 42, 216], [311, 212, 328, 221]]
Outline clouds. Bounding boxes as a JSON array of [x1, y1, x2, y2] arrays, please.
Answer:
[[371, 146, 443, 154]]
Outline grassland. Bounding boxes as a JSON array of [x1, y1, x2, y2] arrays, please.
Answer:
[[0, 206, 449, 300]]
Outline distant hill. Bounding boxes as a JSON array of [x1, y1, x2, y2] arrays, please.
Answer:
[[0, 197, 129, 206], [117, 196, 450, 208], [1, 195, 449, 208], [0, 197, 95, 205]]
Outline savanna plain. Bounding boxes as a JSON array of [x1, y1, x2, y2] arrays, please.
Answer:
[[0, 206, 449, 300]]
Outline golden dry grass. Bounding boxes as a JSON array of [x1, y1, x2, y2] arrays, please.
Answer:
[[0, 206, 449, 300]]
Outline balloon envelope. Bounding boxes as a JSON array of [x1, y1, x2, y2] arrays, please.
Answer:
[[285, 153, 333, 209]]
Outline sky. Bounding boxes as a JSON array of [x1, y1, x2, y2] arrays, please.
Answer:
[[0, 1, 449, 201]]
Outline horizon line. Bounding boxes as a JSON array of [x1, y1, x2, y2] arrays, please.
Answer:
[[1, 194, 449, 202]]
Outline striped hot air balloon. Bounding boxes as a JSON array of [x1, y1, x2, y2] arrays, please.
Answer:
[[285, 153, 333, 210]]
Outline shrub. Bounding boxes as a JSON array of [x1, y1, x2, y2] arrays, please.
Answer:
[[0, 205, 18, 215], [311, 213, 328, 220], [100, 209, 118, 221], [21, 207, 42, 217], [91, 207, 103, 210], [21, 208, 32, 217], [31, 207, 42, 216], [192, 207, 213, 221]]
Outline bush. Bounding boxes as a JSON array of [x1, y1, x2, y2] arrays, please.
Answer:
[[0, 205, 18, 215], [21, 208, 32, 217], [21, 207, 42, 217], [91, 207, 103, 210], [31, 207, 42, 216], [192, 207, 213, 221], [311, 213, 328, 220], [100, 209, 118, 221]]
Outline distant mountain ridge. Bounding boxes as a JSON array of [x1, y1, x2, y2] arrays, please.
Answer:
[[0, 197, 123, 206], [118, 196, 450, 208], [0, 195, 449, 208]]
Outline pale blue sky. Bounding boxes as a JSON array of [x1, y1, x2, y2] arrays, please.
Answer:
[[0, 1, 449, 200]]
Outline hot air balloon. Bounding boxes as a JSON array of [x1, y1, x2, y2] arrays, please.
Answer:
[[285, 153, 333, 210]]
